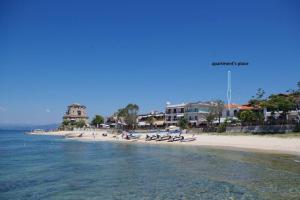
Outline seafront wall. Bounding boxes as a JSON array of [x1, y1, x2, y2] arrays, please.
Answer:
[[226, 125, 296, 133], [187, 125, 297, 134]]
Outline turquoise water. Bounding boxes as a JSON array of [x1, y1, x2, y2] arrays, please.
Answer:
[[1, 131, 300, 200]]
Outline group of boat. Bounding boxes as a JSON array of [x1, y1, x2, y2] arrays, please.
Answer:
[[122, 130, 197, 143], [63, 128, 197, 143]]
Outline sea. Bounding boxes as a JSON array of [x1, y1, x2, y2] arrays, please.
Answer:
[[1, 130, 300, 200]]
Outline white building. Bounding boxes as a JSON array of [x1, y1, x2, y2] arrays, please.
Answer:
[[165, 102, 186, 126], [222, 104, 254, 118], [185, 101, 215, 126], [137, 111, 165, 128], [165, 101, 216, 127]]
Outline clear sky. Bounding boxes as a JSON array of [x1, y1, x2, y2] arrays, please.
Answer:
[[1, 0, 300, 124]]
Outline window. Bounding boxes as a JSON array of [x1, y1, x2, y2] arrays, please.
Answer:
[[189, 116, 192, 120], [195, 116, 198, 120], [167, 116, 171, 121], [180, 108, 184, 113], [173, 116, 177, 121], [234, 110, 238, 117], [78, 110, 82, 116], [226, 110, 230, 117], [173, 109, 177, 113]]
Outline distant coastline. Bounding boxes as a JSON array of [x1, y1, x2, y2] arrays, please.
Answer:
[[0, 123, 59, 131]]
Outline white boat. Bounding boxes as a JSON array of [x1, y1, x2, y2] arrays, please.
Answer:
[[32, 129, 45, 133], [180, 137, 197, 142]]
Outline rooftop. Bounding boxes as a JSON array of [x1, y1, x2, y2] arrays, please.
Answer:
[[166, 103, 186, 108], [68, 103, 86, 108], [225, 104, 254, 110]]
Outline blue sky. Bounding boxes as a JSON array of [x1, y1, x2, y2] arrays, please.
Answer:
[[0, 0, 300, 124]]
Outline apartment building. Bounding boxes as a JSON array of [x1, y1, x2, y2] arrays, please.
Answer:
[[165, 102, 186, 126], [137, 111, 165, 128], [165, 101, 216, 127], [185, 101, 215, 126]]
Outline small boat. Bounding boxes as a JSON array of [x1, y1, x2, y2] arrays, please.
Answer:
[[128, 133, 140, 139], [32, 129, 45, 133], [145, 134, 158, 141], [180, 137, 197, 142], [122, 131, 140, 140], [156, 135, 171, 141], [65, 133, 84, 138], [168, 135, 184, 142]]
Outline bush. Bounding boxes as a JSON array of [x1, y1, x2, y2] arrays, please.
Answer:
[[178, 117, 189, 130], [76, 120, 86, 128], [217, 123, 227, 133], [294, 124, 300, 133], [91, 115, 104, 127]]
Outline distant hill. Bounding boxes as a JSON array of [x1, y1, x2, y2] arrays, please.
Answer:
[[0, 123, 59, 131]]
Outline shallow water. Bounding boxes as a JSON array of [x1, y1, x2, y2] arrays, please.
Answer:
[[0, 130, 300, 200]]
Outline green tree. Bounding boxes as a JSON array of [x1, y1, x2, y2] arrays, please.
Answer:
[[255, 111, 265, 124], [146, 116, 156, 129], [208, 100, 224, 124], [262, 94, 296, 123], [178, 117, 189, 130], [217, 122, 227, 133], [76, 120, 86, 128], [238, 110, 256, 125], [294, 124, 300, 133], [205, 108, 216, 126], [287, 81, 300, 95], [255, 88, 265, 100], [117, 108, 127, 119], [115, 103, 139, 130], [249, 88, 266, 108], [125, 104, 139, 129], [62, 120, 69, 126], [91, 115, 104, 128]]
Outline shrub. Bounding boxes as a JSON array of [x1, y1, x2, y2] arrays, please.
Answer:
[[76, 120, 86, 128], [217, 123, 227, 133], [294, 124, 300, 133], [178, 117, 189, 130], [91, 115, 104, 127]]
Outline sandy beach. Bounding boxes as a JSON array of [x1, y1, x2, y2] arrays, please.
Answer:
[[28, 130, 300, 155]]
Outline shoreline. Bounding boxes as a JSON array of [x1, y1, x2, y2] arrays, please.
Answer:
[[28, 131, 300, 156]]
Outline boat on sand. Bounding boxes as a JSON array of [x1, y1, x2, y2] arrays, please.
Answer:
[[180, 137, 196, 142], [168, 135, 184, 142]]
